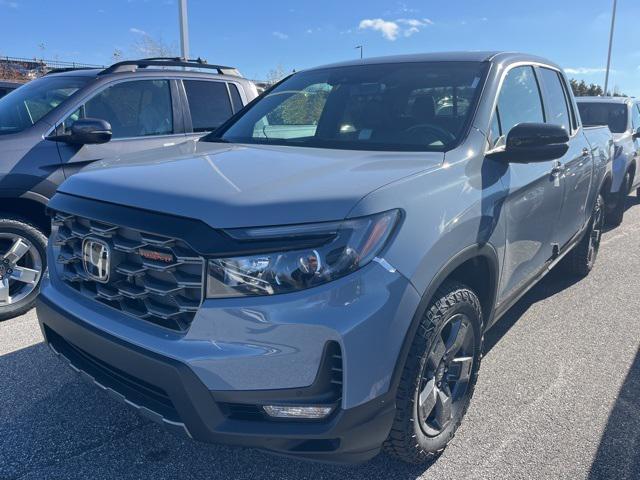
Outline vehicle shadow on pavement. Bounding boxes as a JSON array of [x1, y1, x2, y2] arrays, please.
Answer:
[[484, 267, 582, 354], [587, 346, 640, 480], [0, 342, 432, 480]]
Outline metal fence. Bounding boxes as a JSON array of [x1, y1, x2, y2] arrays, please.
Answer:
[[0, 56, 104, 80]]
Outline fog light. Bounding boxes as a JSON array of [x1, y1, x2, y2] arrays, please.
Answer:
[[263, 405, 334, 419]]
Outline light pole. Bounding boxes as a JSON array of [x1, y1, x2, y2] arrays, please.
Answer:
[[179, 0, 190, 60], [355, 45, 363, 59], [604, 0, 617, 96]]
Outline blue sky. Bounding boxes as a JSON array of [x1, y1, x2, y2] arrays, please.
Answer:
[[1, 0, 639, 96]]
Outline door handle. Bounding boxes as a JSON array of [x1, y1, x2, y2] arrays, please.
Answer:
[[582, 147, 590, 157], [550, 162, 564, 175], [551, 161, 564, 187]]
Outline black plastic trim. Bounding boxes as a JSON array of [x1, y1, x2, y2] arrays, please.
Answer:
[[37, 292, 396, 463], [47, 192, 337, 257], [388, 243, 499, 397]]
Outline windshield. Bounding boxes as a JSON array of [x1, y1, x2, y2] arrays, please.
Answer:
[[208, 61, 488, 152], [577, 102, 628, 134], [0, 76, 90, 136]]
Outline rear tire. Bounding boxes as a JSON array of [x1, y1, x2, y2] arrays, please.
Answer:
[[561, 193, 604, 278], [384, 282, 483, 464], [0, 216, 47, 321], [606, 173, 630, 228]]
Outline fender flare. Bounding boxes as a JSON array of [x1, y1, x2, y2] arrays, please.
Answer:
[[387, 243, 500, 396], [0, 189, 50, 206]]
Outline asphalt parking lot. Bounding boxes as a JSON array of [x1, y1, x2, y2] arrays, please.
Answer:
[[1, 195, 639, 480]]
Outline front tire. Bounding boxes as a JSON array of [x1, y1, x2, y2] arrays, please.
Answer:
[[384, 282, 483, 464], [0, 216, 47, 320], [561, 193, 605, 277]]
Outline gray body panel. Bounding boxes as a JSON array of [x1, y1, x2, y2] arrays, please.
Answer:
[[59, 140, 443, 228]]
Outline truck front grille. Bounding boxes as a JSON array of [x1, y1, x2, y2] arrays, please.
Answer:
[[51, 211, 205, 331]]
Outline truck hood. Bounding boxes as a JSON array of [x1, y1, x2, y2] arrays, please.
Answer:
[[58, 140, 443, 228]]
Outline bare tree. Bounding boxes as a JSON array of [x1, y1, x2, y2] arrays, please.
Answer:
[[111, 49, 124, 63], [132, 34, 178, 58], [266, 64, 287, 85]]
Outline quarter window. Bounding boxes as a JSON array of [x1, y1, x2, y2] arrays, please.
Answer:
[[228, 83, 244, 113], [539, 68, 571, 133], [496, 66, 544, 136], [184, 80, 233, 132], [489, 109, 502, 148]]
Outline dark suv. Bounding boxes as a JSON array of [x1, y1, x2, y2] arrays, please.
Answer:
[[0, 58, 259, 319]]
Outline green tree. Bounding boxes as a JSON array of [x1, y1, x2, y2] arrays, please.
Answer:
[[569, 78, 626, 97]]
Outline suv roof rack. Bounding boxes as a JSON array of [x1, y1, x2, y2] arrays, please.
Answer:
[[99, 57, 242, 77], [44, 67, 99, 75]]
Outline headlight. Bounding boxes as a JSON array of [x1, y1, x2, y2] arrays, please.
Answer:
[[206, 210, 400, 298]]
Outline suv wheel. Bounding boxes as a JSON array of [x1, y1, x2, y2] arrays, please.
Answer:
[[384, 281, 483, 464], [0, 217, 47, 320], [562, 193, 604, 277], [606, 172, 630, 227]]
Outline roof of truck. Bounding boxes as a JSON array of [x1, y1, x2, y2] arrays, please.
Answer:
[[309, 51, 562, 70], [576, 96, 636, 104]]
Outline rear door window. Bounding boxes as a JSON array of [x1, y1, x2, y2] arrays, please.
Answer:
[[496, 66, 544, 136], [538, 68, 571, 133], [183, 80, 233, 132], [577, 103, 628, 133]]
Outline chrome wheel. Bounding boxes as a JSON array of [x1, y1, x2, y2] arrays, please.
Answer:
[[0, 233, 42, 307], [417, 313, 476, 437]]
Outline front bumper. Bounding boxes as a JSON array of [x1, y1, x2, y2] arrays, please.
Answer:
[[37, 259, 420, 462]]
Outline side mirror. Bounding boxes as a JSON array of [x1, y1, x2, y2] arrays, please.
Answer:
[[48, 118, 112, 145], [488, 123, 569, 163]]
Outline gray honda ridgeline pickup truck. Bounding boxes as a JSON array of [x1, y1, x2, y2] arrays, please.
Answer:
[[37, 52, 612, 464]]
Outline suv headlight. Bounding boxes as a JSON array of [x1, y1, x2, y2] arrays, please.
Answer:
[[206, 210, 400, 298]]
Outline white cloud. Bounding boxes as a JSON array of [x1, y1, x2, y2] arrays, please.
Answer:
[[129, 27, 148, 35], [359, 19, 400, 40], [272, 31, 289, 40], [0, 0, 18, 8], [359, 17, 432, 41], [403, 18, 433, 26], [398, 18, 433, 37], [564, 67, 607, 75]]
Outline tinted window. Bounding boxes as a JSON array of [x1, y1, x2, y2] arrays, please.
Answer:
[[497, 66, 544, 135], [539, 68, 571, 132], [228, 83, 244, 112], [184, 80, 232, 132], [0, 76, 88, 135], [577, 102, 628, 134], [209, 62, 488, 152], [632, 104, 640, 130], [78, 80, 173, 138]]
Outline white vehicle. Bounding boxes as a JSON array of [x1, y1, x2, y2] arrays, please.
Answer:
[[577, 97, 640, 226]]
